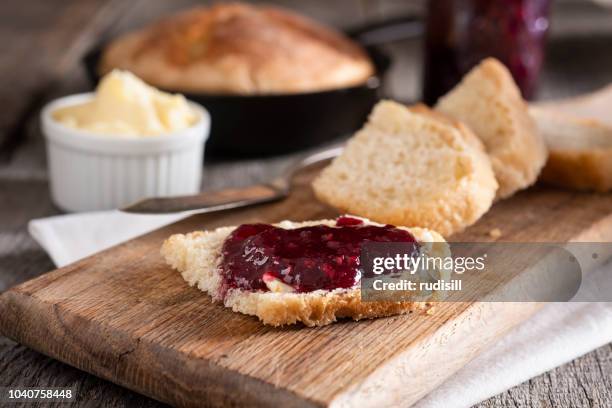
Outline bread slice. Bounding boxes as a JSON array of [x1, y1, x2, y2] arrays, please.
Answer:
[[161, 217, 448, 327], [533, 84, 612, 127], [530, 106, 612, 192], [311, 100, 497, 237], [436, 58, 548, 199]]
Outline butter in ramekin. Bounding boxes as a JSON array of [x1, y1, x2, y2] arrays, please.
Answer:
[[53, 70, 198, 137]]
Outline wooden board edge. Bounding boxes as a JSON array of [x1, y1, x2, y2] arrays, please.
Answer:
[[329, 302, 544, 407], [0, 289, 323, 408]]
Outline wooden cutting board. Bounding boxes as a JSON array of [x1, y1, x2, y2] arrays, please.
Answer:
[[2, 166, 612, 408]]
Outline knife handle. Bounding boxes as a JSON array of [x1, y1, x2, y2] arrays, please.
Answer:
[[122, 184, 286, 214]]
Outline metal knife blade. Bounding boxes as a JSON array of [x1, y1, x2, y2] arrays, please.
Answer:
[[120, 145, 343, 214], [121, 183, 288, 214]]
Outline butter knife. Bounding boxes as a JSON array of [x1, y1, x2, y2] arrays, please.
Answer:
[[121, 146, 342, 214]]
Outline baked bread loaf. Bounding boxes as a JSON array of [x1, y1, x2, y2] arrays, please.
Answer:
[[311, 101, 498, 237], [531, 103, 612, 192], [436, 58, 548, 199], [161, 217, 448, 327], [100, 3, 374, 95]]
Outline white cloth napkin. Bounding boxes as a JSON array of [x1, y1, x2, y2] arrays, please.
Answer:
[[29, 211, 187, 267], [28, 212, 612, 407]]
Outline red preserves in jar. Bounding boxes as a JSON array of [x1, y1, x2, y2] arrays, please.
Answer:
[[423, 0, 551, 104]]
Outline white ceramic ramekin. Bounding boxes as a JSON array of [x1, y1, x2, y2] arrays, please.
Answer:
[[41, 93, 209, 212]]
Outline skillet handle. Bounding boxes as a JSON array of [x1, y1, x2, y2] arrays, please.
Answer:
[[347, 15, 423, 47]]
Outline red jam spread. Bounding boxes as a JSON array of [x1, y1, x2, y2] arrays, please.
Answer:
[[218, 216, 418, 295]]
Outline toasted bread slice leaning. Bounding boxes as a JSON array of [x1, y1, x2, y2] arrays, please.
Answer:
[[436, 58, 547, 199], [312, 101, 497, 237], [161, 217, 448, 327], [530, 86, 612, 192]]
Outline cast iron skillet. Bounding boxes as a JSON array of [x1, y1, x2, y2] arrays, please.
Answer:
[[83, 16, 422, 158]]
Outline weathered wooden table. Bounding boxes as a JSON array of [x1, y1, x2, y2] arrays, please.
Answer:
[[1, 1, 611, 407]]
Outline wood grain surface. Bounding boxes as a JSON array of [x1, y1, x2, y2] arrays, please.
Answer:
[[1, 1, 612, 407], [1, 164, 612, 407]]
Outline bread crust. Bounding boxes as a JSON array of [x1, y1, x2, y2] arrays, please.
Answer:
[[100, 4, 374, 95], [161, 218, 447, 327], [312, 101, 498, 237], [436, 58, 548, 199], [542, 149, 612, 192], [530, 107, 612, 192]]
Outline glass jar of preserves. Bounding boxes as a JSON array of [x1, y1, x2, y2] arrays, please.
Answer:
[[423, 0, 552, 104]]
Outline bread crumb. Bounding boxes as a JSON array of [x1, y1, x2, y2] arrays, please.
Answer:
[[425, 303, 437, 315], [489, 228, 502, 238]]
